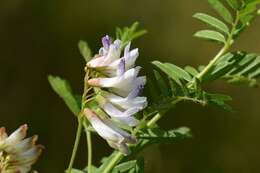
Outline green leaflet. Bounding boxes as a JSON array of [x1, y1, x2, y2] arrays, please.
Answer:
[[184, 66, 199, 76], [139, 127, 192, 142], [193, 13, 229, 34], [164, 63, 193, 81], [194, 30, 226, 43], [205, 92, 233, 112], [226, 0, 240, 10], [96, 152, 122, 173], [200, 52, 260, 86], [129, 158, 144, 173], [152, 61, 192, 86], [237, 0, 260, 29], [147, 77, 160, 102], [112, 160, 137, 173], [202, 53, 237, 82], [116, 22, 147, 49], [48, 75, 80, 116], [78, 40, 92, 62], [153, 70, 170, 96], [208, 0, 234, 24], [152, 61, 182, 85]]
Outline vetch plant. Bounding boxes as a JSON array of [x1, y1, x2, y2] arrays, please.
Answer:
[[2, 0, 260, 173]]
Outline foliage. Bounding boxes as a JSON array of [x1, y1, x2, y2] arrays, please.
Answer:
[[47, 1, 260, 173]]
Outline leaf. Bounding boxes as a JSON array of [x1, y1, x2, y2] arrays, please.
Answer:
[[48, 75, 80, 116], [208, 0, 234, 23], [184, 66, 199, 76], [78, 40, 92, 62], [153, 70, 170, 96], [202, 53, 237, 82], [129, 158, 144, 173], [193, 13, 229, 34], [83, 165, 97, 173], [226, 0, 240, 9], [95, 152, 120, 173], [152, 61, 182, 85], [147, 78, 160, 102], [116, 22, 147, 49], [164, 63, 193, 81], [194, 30, 226, 43], [139, 127, 192, 142], [205, 92, 233, 111], [152, 61, 192, 88], [112, 160, 137, 173]]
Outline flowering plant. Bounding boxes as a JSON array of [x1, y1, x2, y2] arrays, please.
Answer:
[[1, 0, 260, 173]]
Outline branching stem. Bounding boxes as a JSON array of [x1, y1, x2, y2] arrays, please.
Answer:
[[100, 12, 242, 173], [195, 11, 240, 82]]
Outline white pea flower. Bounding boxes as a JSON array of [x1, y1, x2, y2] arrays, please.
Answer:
[[87, 36, 121, 69], [102, 91, 147, 110], [84, 108, 136, 155], [87, 36, 139, 77], [0, 124, 42, 173], [85, 35, 147, 154], [88, 67, 146, 97]]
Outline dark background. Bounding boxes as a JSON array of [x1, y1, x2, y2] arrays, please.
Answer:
[[0, 0, 260, 173]]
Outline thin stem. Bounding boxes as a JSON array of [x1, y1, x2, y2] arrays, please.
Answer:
[[100, 98, 184, 173], [67, 117, 83, 173], [67, 68, 91, 173], [195, 11, 240, 82], [102, 152, 124, 173], [146, 113, 162, 127], [87, 130, 92, 173]]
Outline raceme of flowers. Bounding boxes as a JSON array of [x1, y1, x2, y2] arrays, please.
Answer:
[[0, 124, 42, 173], [84, 35, 147, 155]]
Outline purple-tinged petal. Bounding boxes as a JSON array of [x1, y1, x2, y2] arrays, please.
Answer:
[[117, 58, 125, 76], [127, 83, 145, 99], [114, 116, 139, 127], [124, 42, 131, 56], [84, 108, 136, 144], [113, 39, 121, 50], [103, 103, 140, 118], [102, 35, 112, 50]]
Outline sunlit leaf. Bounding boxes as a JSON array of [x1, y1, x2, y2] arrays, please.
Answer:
[[48, 75, 80, 116], [78, 40, 92, 62], [139, 127, 192, 142], [208, 0, 233, 23], [194, 30, 226, 43], [112, 160, 137, 173], [226, 0, 240, 10], [193, 13, 229, 34], [152, 61, 182, 85], [184, 66, 199, 76]]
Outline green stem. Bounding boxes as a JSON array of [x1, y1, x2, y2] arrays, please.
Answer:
[[146, 113, 162, 127], [195, 11, 240, 82], [102, 152, 124, 173], [100, 98, 184, 173], [87, 130, 92, 173], [67, 117, 83, 173]]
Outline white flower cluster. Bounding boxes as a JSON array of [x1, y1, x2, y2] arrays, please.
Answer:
[[84, 35, 147, 155], [0, 124, 42, 173]]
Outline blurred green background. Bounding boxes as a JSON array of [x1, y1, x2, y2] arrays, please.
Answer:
[[0, 0, 260, 173]]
